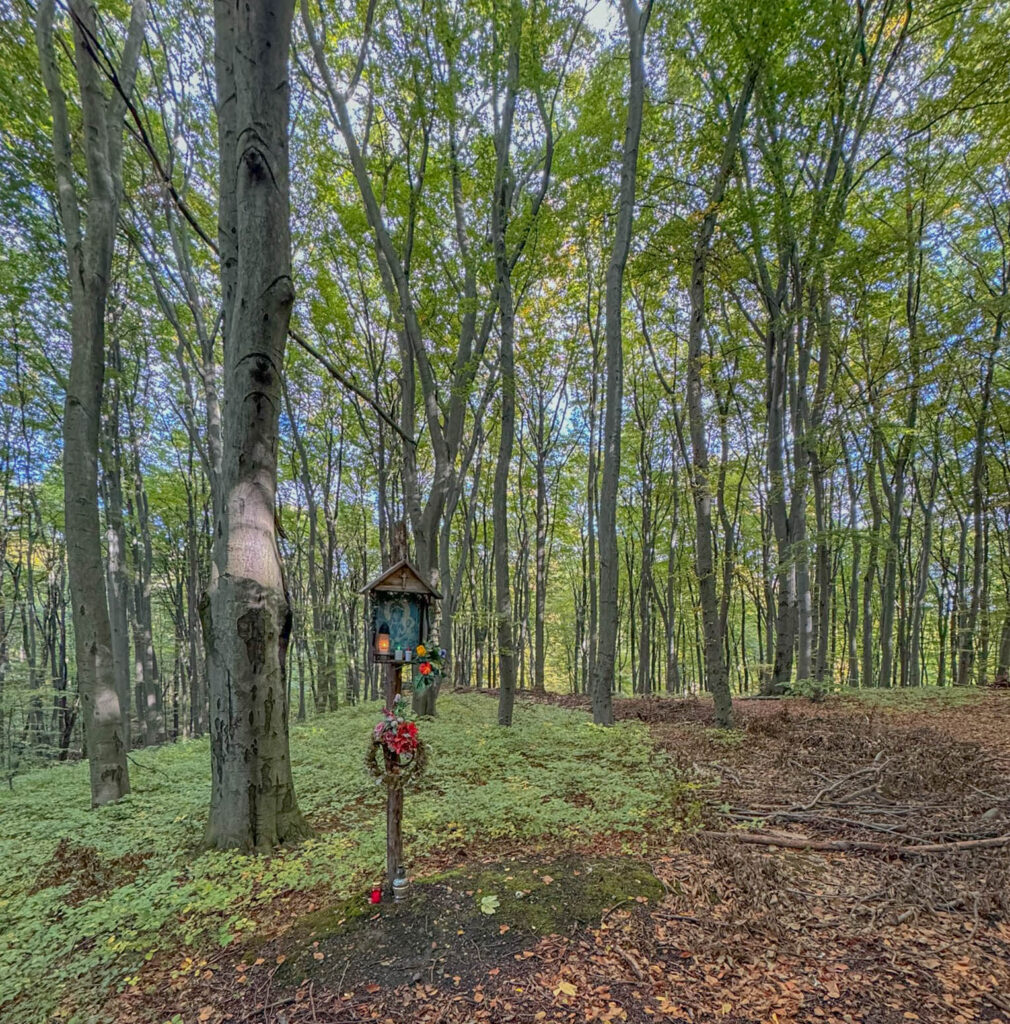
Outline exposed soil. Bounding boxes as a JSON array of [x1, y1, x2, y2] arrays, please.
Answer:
[[108, 691, 1010, 1024], [273, 856, 662, 994]]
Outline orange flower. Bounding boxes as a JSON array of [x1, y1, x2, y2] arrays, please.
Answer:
[[419, 661, 432, 676]]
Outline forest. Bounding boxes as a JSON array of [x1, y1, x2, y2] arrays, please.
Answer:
[[2, 0, 1010, 1021]]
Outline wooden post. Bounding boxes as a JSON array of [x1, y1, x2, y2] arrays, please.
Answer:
[[383, 522, 409, 891], [385, 661, 403, 890]]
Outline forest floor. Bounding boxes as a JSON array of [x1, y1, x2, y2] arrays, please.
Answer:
[[4, 689, 1009, 1024], [106, 687, 1010, 1024]]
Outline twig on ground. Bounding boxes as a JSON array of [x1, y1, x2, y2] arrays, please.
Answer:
[[795, 756, 887, 811]]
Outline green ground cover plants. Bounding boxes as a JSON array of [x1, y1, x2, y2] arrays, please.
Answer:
[[0, 694, 680, 1023]]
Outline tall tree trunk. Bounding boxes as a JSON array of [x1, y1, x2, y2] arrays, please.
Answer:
[[533, 395, 549, 694], [844, 449, 861, 687], [593, 0, 652, 725], [35, 0, 146, 804], [204, 0, 308, 851], [684, 67, 755, 726], [101, 340, 132, 748], [908, 457, 938, 689], [862, 432, 883, 688], [493, 0, 520, 726], [957, 343, 997, 686]]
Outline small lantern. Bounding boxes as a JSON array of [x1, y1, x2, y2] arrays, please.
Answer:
[[375, 623, 391, 658]]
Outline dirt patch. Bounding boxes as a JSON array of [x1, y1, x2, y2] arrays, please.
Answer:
[[273, 855, 662, 993], [31, 838, 151, 905]]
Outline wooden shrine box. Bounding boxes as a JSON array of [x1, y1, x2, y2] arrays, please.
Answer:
[[361, 560, 441, 665]]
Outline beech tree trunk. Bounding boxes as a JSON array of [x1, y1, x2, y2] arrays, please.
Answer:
[[204, 0, 308, 851], [593, 0, 651, 725], [494, 0, 521, 727], [35, 0, 146, 804], [684, 67, 755, 727]]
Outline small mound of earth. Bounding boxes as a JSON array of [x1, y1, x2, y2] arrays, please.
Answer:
[[275, 855, 662, 993]]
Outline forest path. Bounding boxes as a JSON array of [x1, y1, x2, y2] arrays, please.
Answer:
[[110, 690, 1010, 1024]]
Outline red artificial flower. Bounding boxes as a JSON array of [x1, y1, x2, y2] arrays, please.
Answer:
[[387, 720, 419, 755], [419, 661, 432, 676]]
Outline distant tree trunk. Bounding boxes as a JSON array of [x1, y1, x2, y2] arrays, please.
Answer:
[[664, 490, 682, 694], [204, 0, 308, 851], [683, 67, 754, 725], [185, 470, 208, 736], [533, 394, 550, 694], [844, 448, 861, 687], [996, 611, 1010, 681], [631, 380, 654, 696], [957, 343, 997, 686], [286, 384, 336, 712], [593, 0, 652, 725], [586, 326, 600, 693], [35, 0, 146, 804], [101, 341, 132, 748], [908, 456, 938, 689], [862, 431, 883, 688], [128, 414, 165, 746]]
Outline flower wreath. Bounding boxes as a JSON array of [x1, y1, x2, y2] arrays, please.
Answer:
[[364, 696, 428, 788]]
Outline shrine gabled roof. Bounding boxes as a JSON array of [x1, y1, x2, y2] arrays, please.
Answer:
[[359, 559, 442, 599]]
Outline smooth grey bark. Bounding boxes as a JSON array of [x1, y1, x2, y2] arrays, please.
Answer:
[[36, 0, 145, 804], [285, 384, 336, 712], [956, 341, 998, 686], [878, 195, 924, 689], [908, 454, 938, 690], [684, 68, 755, 727], [204, 0, 308, 851], [996, 611, 1010, 681], [127, 414, 164, 746], [843, 446, 862, 687], [100, 335, 132, 748], [493, 0, 521, 727], [593, 0, 652, 725], [585, 298, 602, 694], [862, 432, 882, 688], [631, 382, 653, 696]]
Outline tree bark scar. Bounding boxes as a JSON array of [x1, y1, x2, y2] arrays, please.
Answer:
[[264, 686, 275, 731], [250, 355, 273, 387], [237, 607, 267, 674], [243, 147, 268, 182]]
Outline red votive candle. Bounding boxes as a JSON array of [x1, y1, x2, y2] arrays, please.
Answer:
[[370, 887, 382, 904]]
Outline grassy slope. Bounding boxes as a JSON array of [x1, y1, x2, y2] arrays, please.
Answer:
[[0, 694, 678, 1023]]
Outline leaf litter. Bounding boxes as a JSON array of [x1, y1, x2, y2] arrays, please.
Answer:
[[105, 691, 1010, 1024]]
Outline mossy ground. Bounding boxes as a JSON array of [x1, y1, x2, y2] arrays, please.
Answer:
[[275, 855, 663, 992]]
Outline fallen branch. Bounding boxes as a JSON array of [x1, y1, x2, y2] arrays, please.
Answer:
[[984, 990, 1010, 1015], [701, 830, 1010, 856], [795, 755, 888, 811]]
